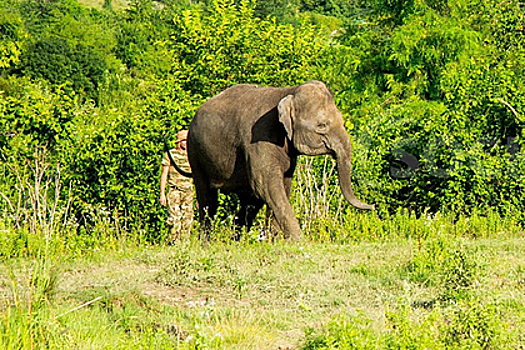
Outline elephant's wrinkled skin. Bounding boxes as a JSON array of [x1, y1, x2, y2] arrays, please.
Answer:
[[187, 81, 374, 240]]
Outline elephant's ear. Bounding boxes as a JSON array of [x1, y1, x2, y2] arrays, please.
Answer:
[[278, 95, 294, 140]]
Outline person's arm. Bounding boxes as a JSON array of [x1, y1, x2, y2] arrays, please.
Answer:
[[160, 165, 170, 206]]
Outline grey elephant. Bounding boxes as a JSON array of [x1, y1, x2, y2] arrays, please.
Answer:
[[175, 80, 374, 240]]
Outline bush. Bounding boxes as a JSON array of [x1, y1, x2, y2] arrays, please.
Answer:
[[403, 235, 479, 302], [0, 78, 79, 155], [0, 1, 27, 70], [59, 108, 166, 240], [325, 0, 525, 217], [19, 38, 107, 102], [114, 0, 172, 77], [303, 299, 514, 349]]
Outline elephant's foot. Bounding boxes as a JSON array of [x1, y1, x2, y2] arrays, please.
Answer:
[[270, 216, 301, 241], [284, 227, 301, 242]]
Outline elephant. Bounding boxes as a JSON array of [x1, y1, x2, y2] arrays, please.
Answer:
[[173, 80, 374, 240]]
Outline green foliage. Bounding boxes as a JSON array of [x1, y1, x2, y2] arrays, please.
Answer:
[[404, 235, 456, 285], [9, 0, 118, 102], [303, 313, 379, 349], [402, 235, 480, 302], [0, 1, 27, 70], [442, 300, 506, 349], [0, 78, 79, 152], [253, 0, 300, 20], [327, 0, 525, 216], [169, 0, 324, 97], [302, 207, 522, 243], [440, 247, 479, 302], [114, 0, 173, 77], [304, 296, 515, 349], [19, 38, 107, 102], [59, 108, 166, 239], [19, 0, 117, 55], [300, 0, 362, 18], [144, 77, 203, 128], [19, 0, 87, 33]]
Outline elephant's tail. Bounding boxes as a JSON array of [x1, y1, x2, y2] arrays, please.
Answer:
[[164, 135, 193, 178]]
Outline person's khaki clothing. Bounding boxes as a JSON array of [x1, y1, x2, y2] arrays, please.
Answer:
[[162, 149, 193, 240]]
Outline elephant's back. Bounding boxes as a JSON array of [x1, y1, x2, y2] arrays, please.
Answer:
[[188, 84, 294, 189], [197, 84, 294, 120]]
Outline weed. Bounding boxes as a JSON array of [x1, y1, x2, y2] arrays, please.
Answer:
[[440, 247, 479, 303], [304, 297, 517, 350], [441, 300, 508, 349], [516, 265, 525, 289], [303, 312, 378, 349], [403, 234, 455, 286], [0, 253, 60, 349], [401, 235, 482, 308]]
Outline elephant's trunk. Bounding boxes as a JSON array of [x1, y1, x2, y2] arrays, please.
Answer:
[[332, 134, 375, 211]]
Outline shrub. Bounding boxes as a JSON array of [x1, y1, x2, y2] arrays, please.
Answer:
[[114, 0, 172, 77], [59, 108, 166, 240], [441, 300, 508, 349], [303, 299, 514, 349], [403, 235, 479, 302], [0, 1, 27, 70], [19, 37, 107, 102]]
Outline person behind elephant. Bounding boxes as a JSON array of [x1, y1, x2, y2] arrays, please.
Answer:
[[160, 129, 194, 242]]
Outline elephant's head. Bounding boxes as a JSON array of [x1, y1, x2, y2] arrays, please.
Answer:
[[278, 81, 375, 210]]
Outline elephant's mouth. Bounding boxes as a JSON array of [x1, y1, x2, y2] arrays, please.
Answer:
[[294, 134, 331, 156], [322, 139, 336, 157]]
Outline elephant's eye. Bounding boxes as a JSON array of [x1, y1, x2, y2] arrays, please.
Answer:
[[316, 122, 328, 133]]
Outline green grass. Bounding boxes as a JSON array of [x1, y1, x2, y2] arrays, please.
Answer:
[[1, 211, 524, 349]]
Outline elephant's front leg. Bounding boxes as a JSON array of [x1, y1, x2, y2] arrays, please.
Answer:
[[266, 176, 293, 237], [254, 173, 301, 241]]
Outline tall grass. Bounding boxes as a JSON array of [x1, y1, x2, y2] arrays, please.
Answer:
[[292, 156, 522, 243], [294, 156, 343, 230], [1, 149, 71, 238], [2, 148, 522, 253], [0, 148, 135, 259]]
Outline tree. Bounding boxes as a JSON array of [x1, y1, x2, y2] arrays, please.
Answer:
[[19, 38, 107, 102]]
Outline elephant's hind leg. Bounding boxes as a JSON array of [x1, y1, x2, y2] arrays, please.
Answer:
[[194, 176, 218, 239], [233, 195, 264, 240]]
